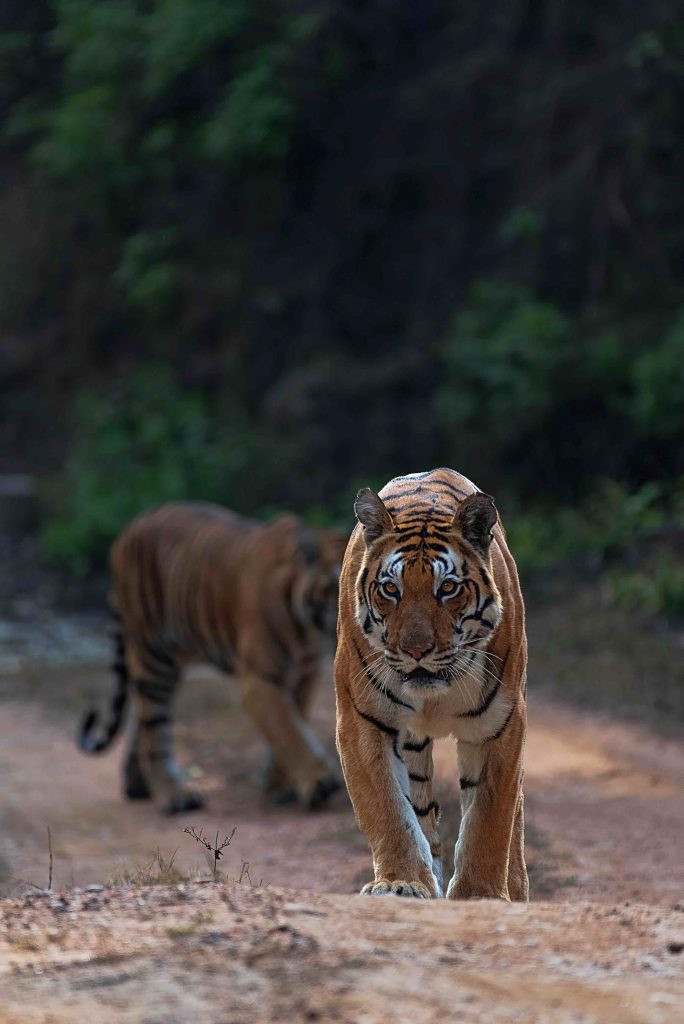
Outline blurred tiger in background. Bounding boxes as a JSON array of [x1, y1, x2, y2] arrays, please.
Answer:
[[78, 503, 346, 814]]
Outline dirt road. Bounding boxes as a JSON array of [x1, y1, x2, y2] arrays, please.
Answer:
[[1, 617, 683, 904], [1, 616, 684, 1022], [2, 884, 683, 1024]]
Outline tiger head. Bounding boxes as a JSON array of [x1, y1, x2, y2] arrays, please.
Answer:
[[353, 488, 503, 690], [295, 524, 346, 638]]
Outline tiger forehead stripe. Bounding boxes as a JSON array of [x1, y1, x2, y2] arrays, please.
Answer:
[[432, 551, 459, 588], [381, 553, 404, 580]]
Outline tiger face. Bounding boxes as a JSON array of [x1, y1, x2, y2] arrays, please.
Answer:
[[297, 526, 346, 637], [354, 489, 502, 689]]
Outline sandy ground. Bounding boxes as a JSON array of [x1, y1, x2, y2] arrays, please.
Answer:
[[1, 617, 684, 1020], [1, 653, 683, 904], [1, 884, 683, 1024]]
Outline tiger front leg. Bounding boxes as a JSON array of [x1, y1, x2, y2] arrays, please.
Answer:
[[447, 699, 527, 901], [262, 648, 328, 807], [335, 681, 441, 899], [404, 738, 443, 893], [237, 662, 340, 811]]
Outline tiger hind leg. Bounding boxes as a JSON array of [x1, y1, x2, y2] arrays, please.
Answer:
[[127, 642, 204, 815], [123, 726, 151, 800]]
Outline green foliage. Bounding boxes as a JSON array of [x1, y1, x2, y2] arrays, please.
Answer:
[[631, 310, 684, 438], [6, 0, 328, 322], [41, 367, 262, 571], [438, 282, 570, 444], [508, 481, 665, 573], [202, 49, 294, 169], [500, 206, 542, 249], [607, 560, 684, 618]]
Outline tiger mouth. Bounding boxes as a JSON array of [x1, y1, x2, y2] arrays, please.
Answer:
[[400, 668, 450, 685]]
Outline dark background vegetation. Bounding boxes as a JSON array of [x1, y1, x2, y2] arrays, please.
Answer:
[[1, 0, 684, 636]]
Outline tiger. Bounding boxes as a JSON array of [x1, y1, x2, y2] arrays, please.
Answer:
[[78, 502, 346, 814], [334, 467, 528, 900]]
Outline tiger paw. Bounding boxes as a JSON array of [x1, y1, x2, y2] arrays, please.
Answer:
[[164, 790, 205, 815], [300, 773, 342, 811], [361, 879, 433, 899], [446, 876, 509, 900]]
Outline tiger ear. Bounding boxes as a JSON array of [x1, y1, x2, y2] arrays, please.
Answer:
[[455, 492, 497, 556], [354, 488, 395, 544]]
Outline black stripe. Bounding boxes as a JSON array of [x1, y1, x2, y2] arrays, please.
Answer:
[[140, 713, 170, 729], [430, 481, 467, 499], [351, 637, 415, 711], [384, 486, 426, 500], [485, 701, 516, 742], [424, 542, 450, 554], [140, 643, 176, 674], [346, 686, 399, 737], [135, 678, 173, 704], [360, 569, 382, 627], [403, 736, 431, 752], [381, 686, 415, 710], [459, 776, 479, 789], [412, 799, 440, 818], [408, 771, 431, 783], [387, 501, 448, 516], [458, 677, 500, 718]]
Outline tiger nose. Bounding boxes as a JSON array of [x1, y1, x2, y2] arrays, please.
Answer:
[[401, 640, 435, 661]]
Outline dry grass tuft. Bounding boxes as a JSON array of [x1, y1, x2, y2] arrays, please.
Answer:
[[108, 848, 187, 887]]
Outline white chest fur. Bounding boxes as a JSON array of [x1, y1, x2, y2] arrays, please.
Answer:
[[382, 653, 513, 744]]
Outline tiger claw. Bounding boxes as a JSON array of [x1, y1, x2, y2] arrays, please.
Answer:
[[361, 878, 433, 898]]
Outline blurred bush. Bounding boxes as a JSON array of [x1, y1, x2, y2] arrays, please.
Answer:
[[2, 1, 684, 583], [41, 366, 267, 570], [607, 560, 684, 619], [507, 480, 665, 575]]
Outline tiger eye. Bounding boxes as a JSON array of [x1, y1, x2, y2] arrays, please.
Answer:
[[441, 580, 456, 593], [384, 581, 398, 594]]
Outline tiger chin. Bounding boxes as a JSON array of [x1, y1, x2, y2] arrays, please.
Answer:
[[334, 468, 528, 901], [78, 502, 345, 815]]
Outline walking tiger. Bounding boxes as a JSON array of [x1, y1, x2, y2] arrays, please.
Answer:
[[79, 503, 345, 814], [334, 468, 528, 900]]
